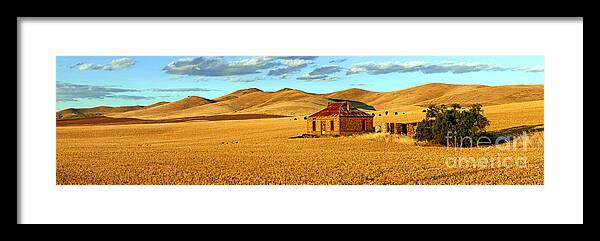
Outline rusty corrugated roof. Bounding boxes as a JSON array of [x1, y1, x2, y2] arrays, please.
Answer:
[[308, 102, 372, 118]]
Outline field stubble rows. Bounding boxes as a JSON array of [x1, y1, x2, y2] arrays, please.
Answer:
[[57, 109, 544, 184]]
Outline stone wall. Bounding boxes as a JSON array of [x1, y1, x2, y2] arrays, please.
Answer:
[[306, 117, 340, 135], [339, 117, 373, 135], [306, 117, 374, 136]]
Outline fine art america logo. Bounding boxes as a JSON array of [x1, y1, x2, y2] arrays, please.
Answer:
[[444, 131, 530, 169]]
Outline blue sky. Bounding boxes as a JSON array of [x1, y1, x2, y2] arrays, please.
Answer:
[[56, 56, 544, 110]]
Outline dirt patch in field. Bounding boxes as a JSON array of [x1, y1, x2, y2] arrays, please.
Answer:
[[56, 114, 289, 126]]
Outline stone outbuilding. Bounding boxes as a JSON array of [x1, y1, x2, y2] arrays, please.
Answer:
[[381, 122, 418, 137]]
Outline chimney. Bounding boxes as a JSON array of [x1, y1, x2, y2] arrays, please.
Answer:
[[345, 102, 352, 111]]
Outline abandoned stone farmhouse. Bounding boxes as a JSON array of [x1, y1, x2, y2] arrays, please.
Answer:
[[306, 102, 374, 136], [306, 102, 419, 137]]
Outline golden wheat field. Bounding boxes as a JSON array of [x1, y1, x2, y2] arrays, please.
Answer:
[[56, 100, 544, 185]]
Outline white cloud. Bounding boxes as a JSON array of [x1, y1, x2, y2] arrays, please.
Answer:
[[163, 56, 278, 76], [281, 59, 310, 67], [420, 61, 510, 74], [72, 58, 136, 71], [227, 76, 266, 83], [347, 60, 543, 75], [347, 61, 428, 75], [297, 74, 339, 82], [267, 59, 312, 76], [56, 81, 146, 101], [165, 56, 318, 77], [309, 66, 343, 75], [512, 65, 544, 72]]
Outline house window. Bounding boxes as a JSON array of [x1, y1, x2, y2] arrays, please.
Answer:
[[362, 119, 366, 131], [312, 121, 316, 131], [330, 120, 334, 131]]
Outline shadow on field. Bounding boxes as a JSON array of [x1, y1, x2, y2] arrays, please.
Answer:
[[326, 98, 376, 111], [56, 114, 290, 127], [486, 124, 544, 144]]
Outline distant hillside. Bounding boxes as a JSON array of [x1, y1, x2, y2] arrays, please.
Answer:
[[111, 96, 214, 119], [324, 83, 543, 109], [213, 88, 263, 102], [61, 83, 544, 120], [113, 88, 330, 119], [56, 105, 145, 120], [413, 84, 544, 107], [143, 101, 170, 109]]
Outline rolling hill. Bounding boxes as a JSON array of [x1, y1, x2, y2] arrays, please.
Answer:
[[60, 83, 544, 120], [111, 88, 330, 119], [323, 83, 543, 109], [56, 105, 145, 120], [110, 96, 214, 119]]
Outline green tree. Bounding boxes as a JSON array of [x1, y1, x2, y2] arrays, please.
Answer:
[[414, 103, 489, 146]]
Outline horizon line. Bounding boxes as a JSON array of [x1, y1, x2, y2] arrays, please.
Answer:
[[56, 82, 544, 111]]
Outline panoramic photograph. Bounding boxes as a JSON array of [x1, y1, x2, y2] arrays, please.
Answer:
[[55, 56, 544, 185]]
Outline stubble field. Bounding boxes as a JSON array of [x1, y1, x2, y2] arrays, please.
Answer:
[[56, 101, 544, 185]]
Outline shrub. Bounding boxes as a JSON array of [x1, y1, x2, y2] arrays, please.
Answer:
[[414, 103, 489, 146]]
